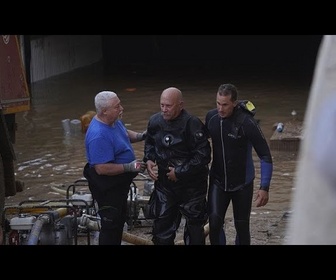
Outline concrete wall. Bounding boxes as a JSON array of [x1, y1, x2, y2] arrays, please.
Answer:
[[29, 35, 102, 83]]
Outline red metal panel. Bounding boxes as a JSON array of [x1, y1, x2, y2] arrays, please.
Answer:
[[0, 35, 30, 114]]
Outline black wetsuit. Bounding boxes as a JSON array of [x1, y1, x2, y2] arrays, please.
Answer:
[[144, 109, 211, 245], [205, 106, 273, 245]]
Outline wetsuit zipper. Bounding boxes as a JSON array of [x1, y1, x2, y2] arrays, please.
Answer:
[[220, 118, 227, 191]]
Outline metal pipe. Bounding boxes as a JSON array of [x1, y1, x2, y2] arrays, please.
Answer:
[[26, 214, 49, 245], [26, 209, 67, 245]]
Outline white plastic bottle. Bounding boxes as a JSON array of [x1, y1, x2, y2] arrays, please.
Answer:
[[276, 122, 284, 132]]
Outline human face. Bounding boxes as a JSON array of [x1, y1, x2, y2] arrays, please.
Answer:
[[160, 92, 183, 121], [216, 93, 236, 118], [103, 97, 124, 125]]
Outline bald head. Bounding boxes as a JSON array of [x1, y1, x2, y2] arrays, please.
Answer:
[[161, 87, 182, 101], [160, 87, 184, 121]]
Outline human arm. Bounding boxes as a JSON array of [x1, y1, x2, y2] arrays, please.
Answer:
[[250, 137, 272, 206], [127, 129, 147, 143], [241, 116, 272, 207], [254, 157, 272, 206], [146, 159, 158, 181], [94, 160, 146, 175], [173, 116, 211, 180], [254, 189, 269, 207], [142, 118, 158, 181], [166, 166, 178, 182], [245, 117, 273, 192], [143, 117, 157, 164], [259, 159, 273, 192]]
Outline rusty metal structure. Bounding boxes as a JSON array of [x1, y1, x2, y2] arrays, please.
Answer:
[[0, 35, 31, 239]]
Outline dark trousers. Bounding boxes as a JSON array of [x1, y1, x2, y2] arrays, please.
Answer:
[[150, 174, 208, 245], [83, 163, 134, 245], [208, 181, 254, 245]]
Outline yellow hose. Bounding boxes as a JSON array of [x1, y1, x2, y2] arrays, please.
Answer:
[[5, 207, 68, 216], [122, 231, 154, 245], [123, 223, 210, 245], [174, 223, 210, 245]]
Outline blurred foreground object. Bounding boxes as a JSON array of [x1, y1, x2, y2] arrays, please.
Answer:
[[286, 35, 336, 244]]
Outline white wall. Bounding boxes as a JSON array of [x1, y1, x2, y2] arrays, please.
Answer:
[[30, 35, 102, 83]]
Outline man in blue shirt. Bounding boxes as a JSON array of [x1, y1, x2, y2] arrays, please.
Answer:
[[83, 90, 146, 245]]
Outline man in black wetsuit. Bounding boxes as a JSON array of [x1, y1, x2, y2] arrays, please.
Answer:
[[205, 83, 273, 245], [144, 87, 211, 245]]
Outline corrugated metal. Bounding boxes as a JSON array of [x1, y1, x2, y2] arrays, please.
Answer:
[[30, 35, 102, 83]]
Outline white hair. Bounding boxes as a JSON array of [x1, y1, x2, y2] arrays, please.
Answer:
[[94, 91, 117, 114]]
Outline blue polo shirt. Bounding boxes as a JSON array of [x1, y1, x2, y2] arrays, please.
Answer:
[[85, 117, 136, 167]]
